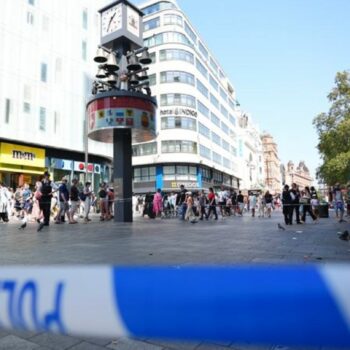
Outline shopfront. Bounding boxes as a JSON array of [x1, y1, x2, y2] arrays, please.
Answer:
[[0, 142, 46, 189], [47, 158, 106, 193]]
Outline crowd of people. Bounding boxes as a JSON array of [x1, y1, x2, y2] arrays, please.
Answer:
[[0, 172, 349, 229], [139, 185, 279, 222], [139, 183, 350, 225], [0, 171, 115, 230]]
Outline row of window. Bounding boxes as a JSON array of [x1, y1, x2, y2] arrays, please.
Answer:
[[147, 47, 237, 113], [159, 94, 237, 129], [144, 14, 183, 31], [3, 98, 60, 132], [26, 5, 88, 31], [142, 2, 226, 81], [132, 140, 197, 156], [134, 164, 237, 183], [199, 144, 233, 169]]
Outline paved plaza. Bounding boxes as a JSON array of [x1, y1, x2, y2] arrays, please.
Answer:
[[0, 211, 349, 349]]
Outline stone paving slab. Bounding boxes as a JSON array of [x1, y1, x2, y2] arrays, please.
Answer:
[[28, 333, 81, 350], [0, 211, 349, 349], [0, 335, 39, 350]]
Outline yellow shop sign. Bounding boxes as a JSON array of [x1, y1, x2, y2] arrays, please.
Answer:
[[0, 143, 45, 168]]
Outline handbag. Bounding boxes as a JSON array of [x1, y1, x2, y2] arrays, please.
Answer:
[[34, 191, 42, 200]]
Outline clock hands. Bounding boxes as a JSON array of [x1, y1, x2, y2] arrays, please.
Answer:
[[107, 12, 116, 32]]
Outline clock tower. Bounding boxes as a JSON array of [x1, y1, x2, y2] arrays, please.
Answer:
[[87, 0, 156, 223]]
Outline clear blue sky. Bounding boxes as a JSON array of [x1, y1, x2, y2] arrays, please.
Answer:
[[135, 0, 350, 179]]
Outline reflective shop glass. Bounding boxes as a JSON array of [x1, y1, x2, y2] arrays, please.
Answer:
[[163, 14, 183, 26], [161, 117, 196, 131], [159, 49, 194, 63], [132, 142, 157, 156], [161, 140, 197, 154], [163, 165, 196, 181], [144, 17, 160, 31], [161, 71, 194, 85], [160, 94, 196, 108], [144, 31, 192, 48], [134, 166, 156, 182], [199, 144, 211, 160], [142, 1, 176, 15], [196, 79, 209, 98]]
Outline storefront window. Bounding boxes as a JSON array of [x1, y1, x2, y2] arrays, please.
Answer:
[[133, 166, 156, 182]]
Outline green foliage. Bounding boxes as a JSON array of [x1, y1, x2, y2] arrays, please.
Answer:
[[313, 71, 350, 184]]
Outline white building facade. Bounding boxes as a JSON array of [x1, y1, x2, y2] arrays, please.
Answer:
[[0, 0, 111, 191], [0, 0, 264, 194], [132, 0, 263, 193]]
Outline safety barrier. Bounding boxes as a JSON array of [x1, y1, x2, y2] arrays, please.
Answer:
[[0, 265, 349, 346]]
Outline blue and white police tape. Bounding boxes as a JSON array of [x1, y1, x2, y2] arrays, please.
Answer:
[[0, 265, 349, 347]]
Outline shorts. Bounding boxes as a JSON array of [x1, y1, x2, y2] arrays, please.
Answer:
[[336, 201, 344, 211], [266, 203, 272, 209], [70, 201, 79, 212]]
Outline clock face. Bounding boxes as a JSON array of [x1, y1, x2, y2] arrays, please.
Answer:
[[101, 4, 122, 36]]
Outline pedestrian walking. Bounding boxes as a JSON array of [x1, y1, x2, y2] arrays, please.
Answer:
[[37, 171, 56, 229], [237, 191, 244, 216], [206, 187, 218, 220], [282, 185, 293, 225], [301, 186, 317, 223], [69, 178, 79, 224], [249, 192, 257, 217], [0, 183, 10, 223], [176, 184, 187, 220], [55, 177, 69, 224], [153, 188, 163, 218], [290, 183, 301, 224], [83, 181, 92, 223], [264, 190, 273, 218]]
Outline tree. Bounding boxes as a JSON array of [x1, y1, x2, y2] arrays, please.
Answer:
[[313, 70, 350, 184]]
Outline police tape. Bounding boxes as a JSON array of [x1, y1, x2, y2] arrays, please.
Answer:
[[0, 265, 349, 346]]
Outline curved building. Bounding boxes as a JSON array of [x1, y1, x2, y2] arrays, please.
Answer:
[[132, 0, 245, 193]]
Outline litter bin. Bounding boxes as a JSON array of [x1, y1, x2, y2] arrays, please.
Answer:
[[318, 204, 329, 218]]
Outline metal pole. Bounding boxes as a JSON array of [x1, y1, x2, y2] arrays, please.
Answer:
[[84, 107, 88, 184]]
